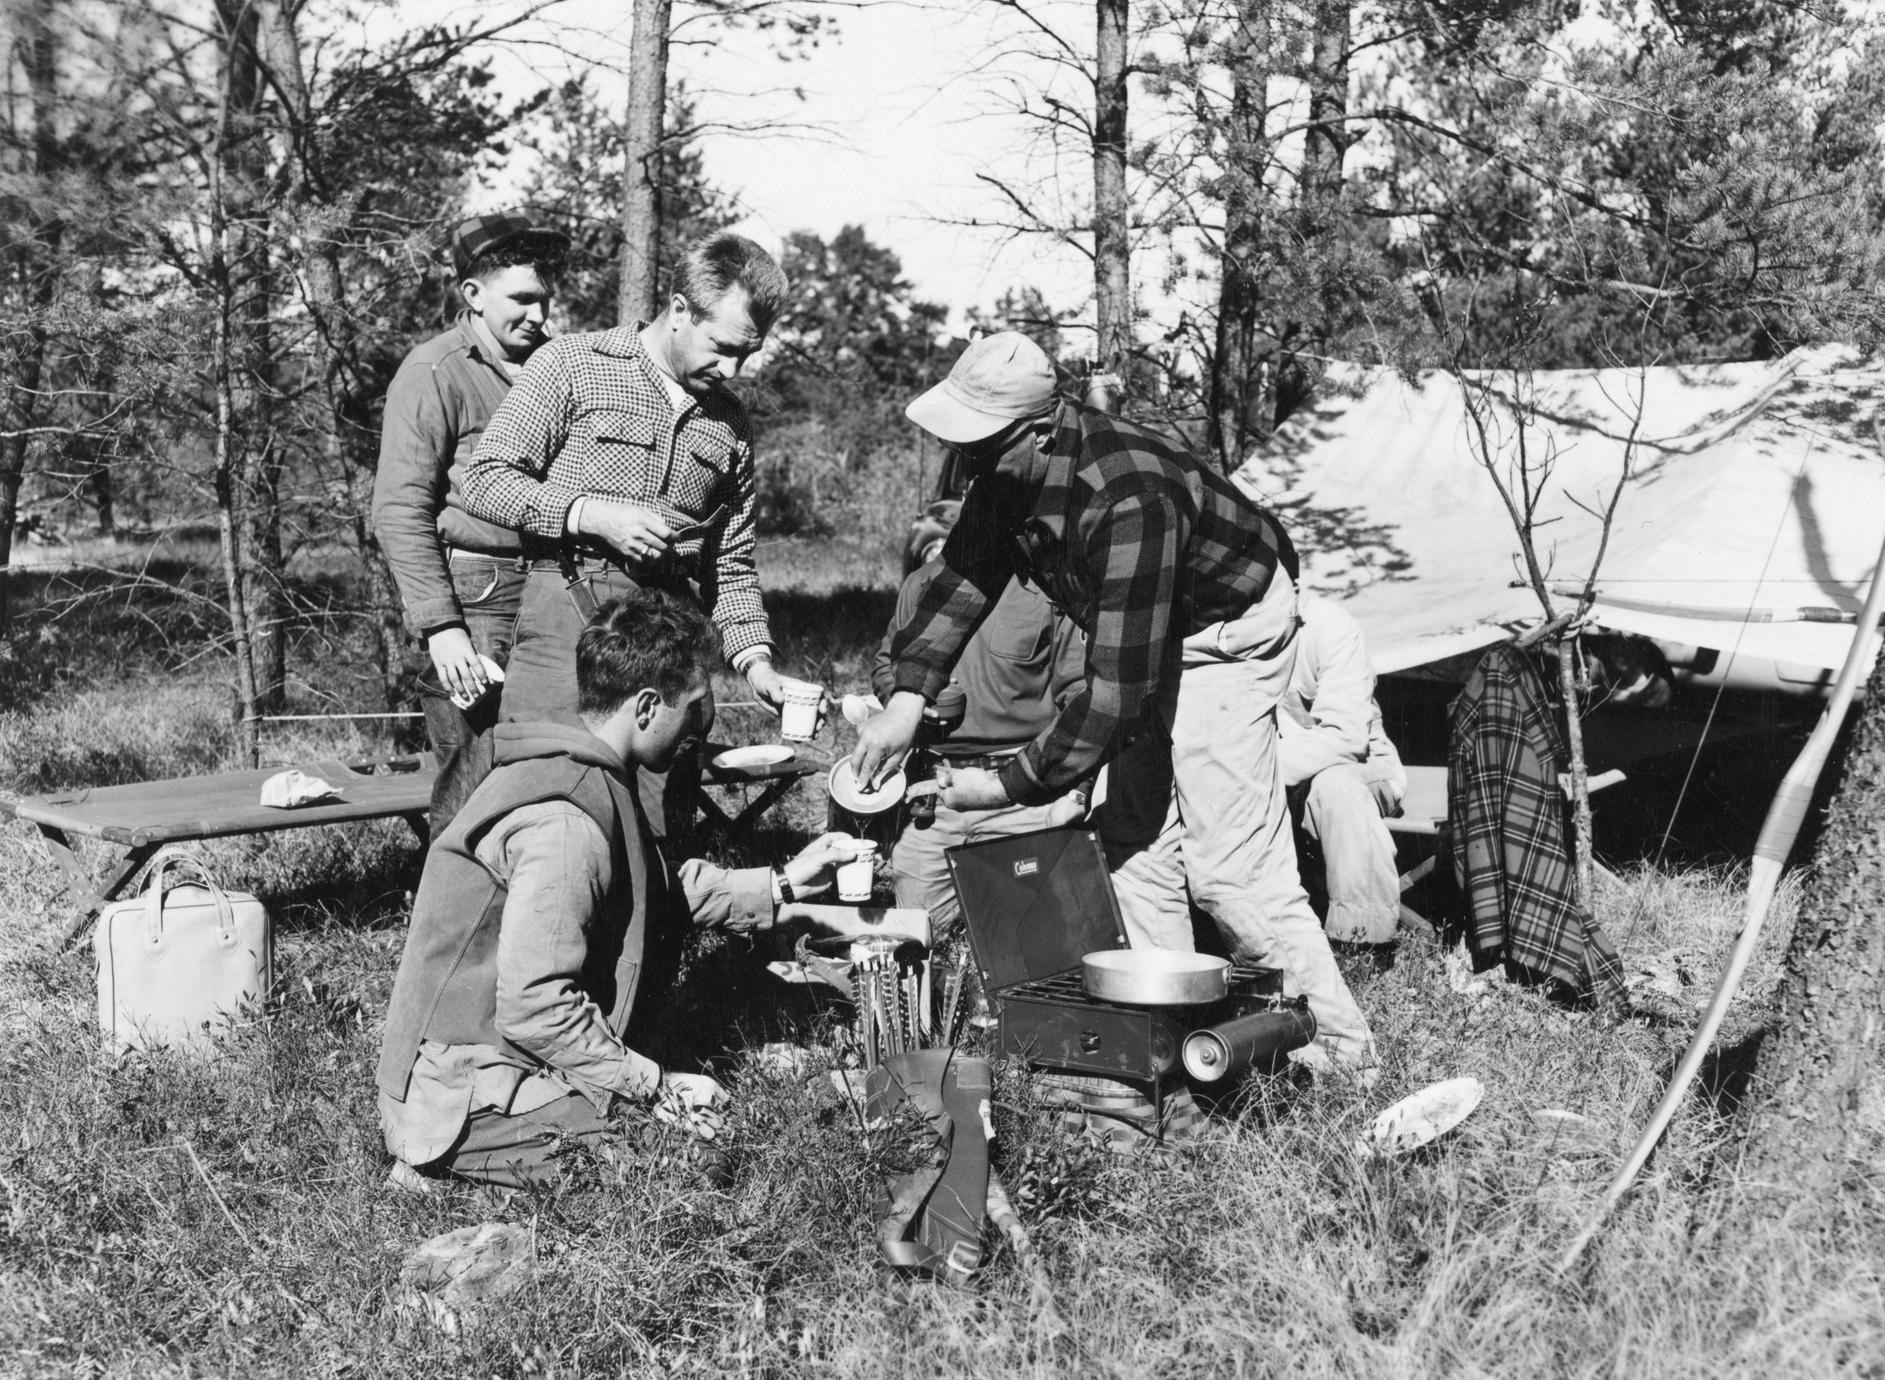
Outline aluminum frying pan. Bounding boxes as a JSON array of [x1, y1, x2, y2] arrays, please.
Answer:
[[1082, 949, 1230, 1006]]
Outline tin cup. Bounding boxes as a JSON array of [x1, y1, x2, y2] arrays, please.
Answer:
[[836, 840, 879, 903], [779, 680, 825, 742]]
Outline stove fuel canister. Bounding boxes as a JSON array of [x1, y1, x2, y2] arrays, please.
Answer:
[[1181, 1005, 1317, 1083]]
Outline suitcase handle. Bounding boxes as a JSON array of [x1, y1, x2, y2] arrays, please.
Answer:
[[137, 847, 238, 946]]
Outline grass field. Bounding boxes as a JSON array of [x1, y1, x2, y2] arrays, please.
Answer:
[[2, 539, 1881, 1378]]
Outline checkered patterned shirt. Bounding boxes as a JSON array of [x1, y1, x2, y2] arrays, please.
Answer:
[[462, 327, 770, 663], [888, 400, 1298, 805]]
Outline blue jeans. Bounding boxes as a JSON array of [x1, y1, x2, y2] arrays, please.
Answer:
[[417, 552, 525, 837]]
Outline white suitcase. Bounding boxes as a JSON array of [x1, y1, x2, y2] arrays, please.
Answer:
[[95, 848, 273, 1054]]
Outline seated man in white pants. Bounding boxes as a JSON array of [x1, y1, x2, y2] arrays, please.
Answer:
[[1280, 593, 1407, 945]]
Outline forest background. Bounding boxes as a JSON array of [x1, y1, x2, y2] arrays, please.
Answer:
[[4, 2, 1885, 1374], [5, 0, 1884, 744]]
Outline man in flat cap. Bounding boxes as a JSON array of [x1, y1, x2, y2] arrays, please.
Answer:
[[373, 210, 570, 834], [852, 333, 1375, 1074]]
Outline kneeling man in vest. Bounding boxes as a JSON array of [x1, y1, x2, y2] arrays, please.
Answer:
[[377, 589, 851, 1189]]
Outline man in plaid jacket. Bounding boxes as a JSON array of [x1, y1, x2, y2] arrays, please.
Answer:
[[463, 233, 814, 756], [852, 333, 1375, 1073]]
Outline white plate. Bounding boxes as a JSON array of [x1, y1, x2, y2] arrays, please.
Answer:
[[827, 759, 905, 814], [1354, 1077, 1485, 1161], [712, 744, 796, 771]]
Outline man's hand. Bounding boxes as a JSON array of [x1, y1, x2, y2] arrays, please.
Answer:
[[935, 764, 1012, 812], [746, 658, 788, 715], [850, 691, 925, 789], [781, 831, 869, 900], [576, 500, 673, 566], [1044, 787, 1091, 827], [745, 661, 830, 731], [654, 1071, 728, 1141], [427, 626, 489, 704]]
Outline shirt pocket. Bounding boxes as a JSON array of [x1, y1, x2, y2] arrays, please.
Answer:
[[982, 609, 1053, 664], [584, 408, 660, 496], [667, 432, 737, 513]]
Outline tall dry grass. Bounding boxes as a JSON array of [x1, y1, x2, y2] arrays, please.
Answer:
[[1, 540, 1881, 1378]]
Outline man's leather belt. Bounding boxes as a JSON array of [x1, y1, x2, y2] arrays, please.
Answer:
[[444, 546, 529, 570], [937, 752, 1024, 772], [523, 550, 686, 577]]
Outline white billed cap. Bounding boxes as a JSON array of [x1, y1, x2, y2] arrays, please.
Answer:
[[905, 332, 1058, 443]]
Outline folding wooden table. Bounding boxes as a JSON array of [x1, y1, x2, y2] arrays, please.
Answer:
[[0, 755, 435, 947], [690, 743, 827, 837], [3, 745, 829, 947]]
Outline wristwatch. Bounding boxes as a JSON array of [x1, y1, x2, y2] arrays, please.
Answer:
[[772, 868, 796, 906]]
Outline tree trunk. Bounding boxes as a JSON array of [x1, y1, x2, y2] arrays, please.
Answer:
[[1557, 636, 1594, 910], [87, 438, 115, 537], [1738, 653, 1885, 1198], [255, 0, 402, 716], [210, 0, 275, 756], [619, 0, 674, 325], [1092, 0, 1132, 401], [1302, 0, 1350, 213], [214, 0, 286, 715], [1207, 2, 1270, 471], [210, 50, 260, 767], [0, 0, 62, 631]]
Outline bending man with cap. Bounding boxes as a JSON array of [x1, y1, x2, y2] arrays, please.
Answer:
[[851, 334, 1376, 1073], [372, 211, 568, 833], [464, 234, 818, 765]]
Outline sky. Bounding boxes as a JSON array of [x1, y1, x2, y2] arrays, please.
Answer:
[[385, 0, 1105, 322]]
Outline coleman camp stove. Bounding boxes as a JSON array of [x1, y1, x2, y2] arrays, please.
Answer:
[[946, 827, 1316, 1100]]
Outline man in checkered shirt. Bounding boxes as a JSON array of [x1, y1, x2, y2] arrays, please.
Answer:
[[464, 234, 815, 779], [852, 333, 1376, 1074]]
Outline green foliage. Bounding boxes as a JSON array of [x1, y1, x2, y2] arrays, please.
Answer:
[[516, 79, 740, 333], [967, 284, 1077, 359], [1367, 7, 1885, 367], [1127, 0, 1885, 453], [775, 225, 950, 395], [747, 225, 950, 542]]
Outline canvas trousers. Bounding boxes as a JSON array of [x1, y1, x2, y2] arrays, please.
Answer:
[[1110, 569, 1376, 1070], [1295, 761, 1404, 945], [426, 1090, 710, 1191], [416, 552, 526, 837], [500, 559, 699, 838]]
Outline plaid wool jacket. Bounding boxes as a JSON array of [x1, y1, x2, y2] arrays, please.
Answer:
[[462, 327, 770, 663], [1446, 644, 1625, 1005], [888, 400, 1298, 805]]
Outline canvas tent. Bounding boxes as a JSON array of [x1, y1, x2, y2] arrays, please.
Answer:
[[1234, 346, 1885, 691]]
